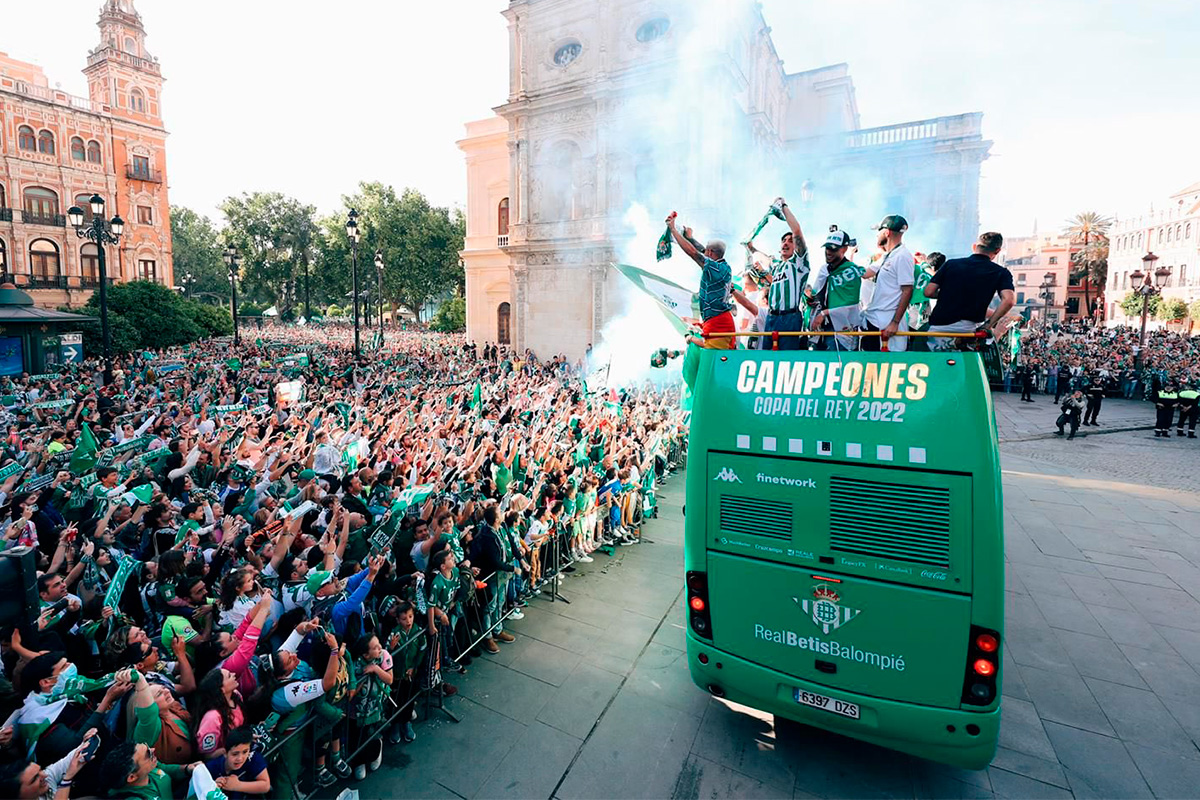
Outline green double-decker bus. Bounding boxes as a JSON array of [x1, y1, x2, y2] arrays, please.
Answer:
[[683, 346, 1003, 769]]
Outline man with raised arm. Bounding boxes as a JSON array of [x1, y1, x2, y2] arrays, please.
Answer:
[[746, 197, 810, 350], [666, 212, 736, 350]]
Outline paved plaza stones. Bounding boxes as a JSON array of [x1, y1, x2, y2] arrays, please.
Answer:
[[357, 396, 1200, 799]]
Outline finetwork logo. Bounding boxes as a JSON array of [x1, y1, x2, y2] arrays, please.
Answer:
[[756, 473, 817, 488], [713, 467, 742, 483]]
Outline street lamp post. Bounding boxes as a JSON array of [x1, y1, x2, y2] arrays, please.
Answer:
[[222, 244, 242, 347], [1129, 252, 1170, 370], [68, 194, 123, 385], [374, 251, 384, 337], [346, 209, 361, 359], [1039, 272, 1055, 322]]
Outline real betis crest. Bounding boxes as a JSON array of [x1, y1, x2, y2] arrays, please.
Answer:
[[794, 583, 860, 635]]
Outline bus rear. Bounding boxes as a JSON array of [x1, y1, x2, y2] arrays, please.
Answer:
[[683, 347, 1003, 770]]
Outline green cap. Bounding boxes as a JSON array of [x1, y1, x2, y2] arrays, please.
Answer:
[[306, 569, 334, 597], [161, 615, 200, 650], [298, 469, 317, 481], [876, 214, 908, 232]]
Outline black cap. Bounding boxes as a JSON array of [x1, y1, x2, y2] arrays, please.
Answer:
[[876, 215, 909, 232]]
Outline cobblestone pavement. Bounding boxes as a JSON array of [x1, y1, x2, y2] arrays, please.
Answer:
[[992, 390, 1153, 442], [1004, 429, 1200, 494], [355, 411, 1200, 799]]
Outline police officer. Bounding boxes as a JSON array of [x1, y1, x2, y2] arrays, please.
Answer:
[[1177, 381, 1199, 438], [1082, 372, 1106, 426], [1055, 390, 1085, 440], [1154, 383, 1178, 438]]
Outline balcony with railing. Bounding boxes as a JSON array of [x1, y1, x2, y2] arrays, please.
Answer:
[[497, 235, 509, 247], [25, 275, 68, 290], [792, 112, 988, 155], [79, 276, 115, 290], [21, 210, 66, 227], [3, 79, 105, 114], [126, 166, 163, 183], [87, 46, 162, 75]]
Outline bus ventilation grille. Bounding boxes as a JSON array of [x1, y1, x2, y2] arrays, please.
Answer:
[[720, 496, 792, 540], [828, 477, 951, 568]]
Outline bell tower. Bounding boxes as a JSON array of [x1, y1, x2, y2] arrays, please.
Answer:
[[83, 0, 163, 124]]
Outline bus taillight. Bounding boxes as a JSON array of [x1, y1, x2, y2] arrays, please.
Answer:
[[686, 571, 713, 640], [961, 624, 1001, 706]]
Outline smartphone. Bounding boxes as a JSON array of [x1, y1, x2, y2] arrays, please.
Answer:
[[80, 733, 100, 763]]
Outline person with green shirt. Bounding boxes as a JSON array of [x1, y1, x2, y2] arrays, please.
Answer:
[[908, 252, 944, 329], [808, 229, 865, 351], [97, 740, 198, 800]]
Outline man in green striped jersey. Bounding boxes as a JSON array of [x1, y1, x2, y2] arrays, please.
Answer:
[[746, 196, 810, 350]]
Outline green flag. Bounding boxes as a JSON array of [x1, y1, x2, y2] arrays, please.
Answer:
[[470, 382, 482, 414], [1010, 327, 1022, 360], [70, 423, 98, 475], [392, 484, 435, 513], [613, 262, 699, 323], [122, 483, 155, 506], [743, 198, 786, 244]]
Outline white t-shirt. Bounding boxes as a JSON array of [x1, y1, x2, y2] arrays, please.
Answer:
[[863, 244, 915, 328]]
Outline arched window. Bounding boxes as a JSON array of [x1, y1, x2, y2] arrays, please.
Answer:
[[0, 238, 6, 278], [0, 184, 5, 209], [70, 137, 86, 161], [23, 187, 59, 219], [124, 37, 137, 54], [87, 141, 102, 164], [636, 18, 670, 43], [1167, 226, 1173, 243], [37, 130, 55, 155], [17, 126, 36, 151], [130, 88, 145, 113], [1138, 232, 1143, 248], [497, 302, 511, 345], [1175, 224, 1182, 242], [498, 198, 509, 236], [80, 244, 100, 281], [29, 239, 60, 280], [1187, 223, 1193, 239]]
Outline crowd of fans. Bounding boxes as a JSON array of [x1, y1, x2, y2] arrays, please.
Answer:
[[0, 326, 688, 799], [1001, 322, 1200, 401]]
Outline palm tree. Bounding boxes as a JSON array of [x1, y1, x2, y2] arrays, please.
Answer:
[[1062, 212, 1113, 322]]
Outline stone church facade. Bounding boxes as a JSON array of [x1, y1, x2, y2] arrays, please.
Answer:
[[460, 1, 991, 358]]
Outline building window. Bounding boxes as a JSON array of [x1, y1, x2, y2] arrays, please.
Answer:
[[24, 187, 59, 218], [1181, 264, 1188, 286], [1048, 256, 1057, 265], [1158, 228, 1164, 244], [497, 302, 511, 345], [636, 18, 670, 43], [1176, 224, 1182, 242], [0, 239, 6, 277], [497, 198, 509, 236], [29, 239, 60, 280], [1167, 226, 1173, 243], [70, 137, 86, 161], [1187, 223, 1193, 239], [37, 130, 55, 155], [0, 184, 5, 209], [131, 155, 151, 179], [138, 259, 157, 282], [130, 88, 145, 113], [1016, 291, 1025, 304], [124, 37, 137, 54], [80, 244, 100, 281], [87, 140, 102, 164], [1066, 297, 1079, 315], [1017, 273, 1026, 285], [17, 126, 35, 151], [553, 41, 582, 67], [1138, 232, 1143, 248], [136, 205, 153, 225]]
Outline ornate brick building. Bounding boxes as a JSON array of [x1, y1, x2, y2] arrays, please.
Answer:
[[0, 0, 172, 309], [460, 1, 991, 358]]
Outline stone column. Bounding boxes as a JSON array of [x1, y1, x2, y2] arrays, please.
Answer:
[[517, 136, 531, 225], [513, 261, 528, 353], [590, 261, 607, 346]]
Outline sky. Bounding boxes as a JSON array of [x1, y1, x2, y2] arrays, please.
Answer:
[[6, 0, 1199, 237]]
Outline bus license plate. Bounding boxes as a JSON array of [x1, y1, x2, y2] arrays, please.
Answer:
[[794, 689, 860, 720]]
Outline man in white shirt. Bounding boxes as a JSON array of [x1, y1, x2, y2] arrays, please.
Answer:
[[862, 215, 915, 352]]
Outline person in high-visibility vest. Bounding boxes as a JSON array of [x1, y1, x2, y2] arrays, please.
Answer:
[[1177, 383, 1199, 439], [1154, 384, 1178, 438]]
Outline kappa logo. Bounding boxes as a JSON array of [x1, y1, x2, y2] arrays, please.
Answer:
[[794, 583, 860, 634], [713, 467, 742, 483]]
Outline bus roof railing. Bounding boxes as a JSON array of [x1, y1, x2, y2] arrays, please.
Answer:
[[698, 329, 988, 353]]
